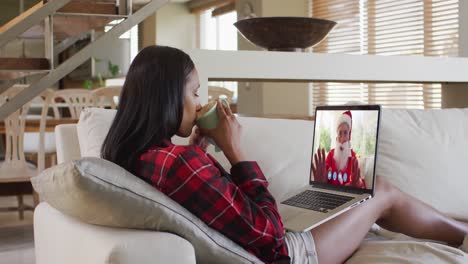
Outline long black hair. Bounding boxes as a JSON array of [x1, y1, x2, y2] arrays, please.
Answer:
[[101, 46, 194, 173]]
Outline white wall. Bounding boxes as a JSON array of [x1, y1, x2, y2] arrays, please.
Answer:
[[92, 39, 131, 76], [236, 0, 312, 116], [236, 0, 264, 115], [261, 0, 308, 17], [260, 0, 311, 116], [155, 3, 197, 49], [262, 82, 312, 115]]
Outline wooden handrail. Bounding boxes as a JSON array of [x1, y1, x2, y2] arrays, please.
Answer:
[[0, 1, 44, 34]]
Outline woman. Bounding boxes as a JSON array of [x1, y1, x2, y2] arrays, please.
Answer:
[[102, 46, 468, 264]]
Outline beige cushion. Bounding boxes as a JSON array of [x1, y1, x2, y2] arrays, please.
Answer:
[[377, 108, 468, 220], [77, 108, 189, 158], [77, 108, 116, 158], [55, 124, 81, 164], [31, 157, 261, 264], [34, 203, 196, 264]]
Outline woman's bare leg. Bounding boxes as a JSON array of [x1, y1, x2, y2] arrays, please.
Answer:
[[310, 178, 468, 264]]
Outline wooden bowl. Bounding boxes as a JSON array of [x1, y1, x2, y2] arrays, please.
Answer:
[[234, 17, 337, 52]]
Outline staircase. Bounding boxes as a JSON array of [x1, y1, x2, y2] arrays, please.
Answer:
[[0, 0, 167, 120]]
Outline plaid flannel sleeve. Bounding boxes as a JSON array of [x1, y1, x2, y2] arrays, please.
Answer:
[[165, 146, 289, 263]]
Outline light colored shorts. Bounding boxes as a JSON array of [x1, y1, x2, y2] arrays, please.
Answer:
[[285, 231, 319, 264]]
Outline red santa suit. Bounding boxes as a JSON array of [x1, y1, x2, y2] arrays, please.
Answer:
[[324, 110, 366, 189], [325, 149, 366, 189]]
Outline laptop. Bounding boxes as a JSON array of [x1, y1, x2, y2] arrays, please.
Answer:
[[278, 105, 381, 232]]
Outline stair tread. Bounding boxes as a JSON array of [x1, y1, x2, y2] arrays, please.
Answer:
[[57, 1, 118, 15], [0, 58, 50, 71], [55, 12, 127, 19], [0, 1, 119, 33], [20, 15, 118, 40], [0, 71, 50, 81], [1, 1, 122, 38]]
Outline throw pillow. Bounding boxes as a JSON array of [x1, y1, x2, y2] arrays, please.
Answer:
[[77, 108, 189, 158]]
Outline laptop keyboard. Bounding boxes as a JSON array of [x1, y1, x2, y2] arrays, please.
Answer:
[[281, 190, 354, 213]]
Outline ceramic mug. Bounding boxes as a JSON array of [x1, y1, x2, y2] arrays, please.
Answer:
[[195, 99, 230, 152]]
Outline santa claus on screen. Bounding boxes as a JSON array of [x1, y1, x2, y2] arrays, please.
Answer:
[[325, 111, 366, 188]]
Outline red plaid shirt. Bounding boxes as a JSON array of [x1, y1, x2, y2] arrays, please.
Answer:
[[135, 140, 290, 263]]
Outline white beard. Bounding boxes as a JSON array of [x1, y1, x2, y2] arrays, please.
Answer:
[[333, 141, 352, 171]]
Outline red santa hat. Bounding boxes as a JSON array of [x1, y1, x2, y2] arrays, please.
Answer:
[[337, 110, 352, 137]]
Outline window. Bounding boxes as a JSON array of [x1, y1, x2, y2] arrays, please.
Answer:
[[199, 9, 238, 101], [199, 9, 238, 51], [311, 0, 459, 109]]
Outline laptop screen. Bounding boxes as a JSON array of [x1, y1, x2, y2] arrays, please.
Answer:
[[310, 105, 381, 195]]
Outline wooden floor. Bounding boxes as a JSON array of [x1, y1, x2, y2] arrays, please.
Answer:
[[0, 195, 35, 264]]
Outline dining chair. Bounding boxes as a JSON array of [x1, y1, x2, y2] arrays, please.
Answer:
[[91, 86, 122, 109], [0, 85, 45, 220], [23, 89, 57, 171], [23, 89, 94, 172], [51, 89, 94, 119]]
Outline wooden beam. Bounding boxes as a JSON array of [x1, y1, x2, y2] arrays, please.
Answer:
[[211, 1, 235, 17], [0, 58, 50, 71], [187, 0, 233, 14]]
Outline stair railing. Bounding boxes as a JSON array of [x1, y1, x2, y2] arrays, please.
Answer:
[[0, 0, 168, 120]]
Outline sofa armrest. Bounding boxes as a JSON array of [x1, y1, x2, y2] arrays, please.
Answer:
[[55, 124, 81, 164], [34, 203, 196, 264]]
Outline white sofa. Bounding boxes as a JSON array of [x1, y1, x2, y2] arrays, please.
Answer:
[[34, 108, 468, 264]]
